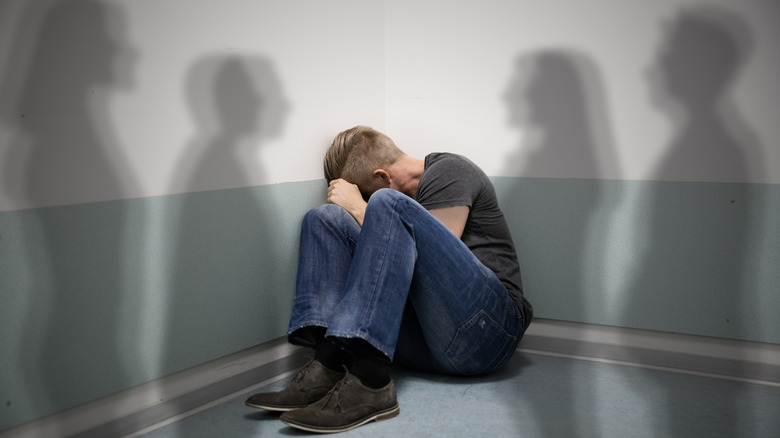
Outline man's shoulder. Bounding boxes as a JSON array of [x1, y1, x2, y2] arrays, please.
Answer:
[[425, 154, 489, 185], [425, 153, 479, 172]]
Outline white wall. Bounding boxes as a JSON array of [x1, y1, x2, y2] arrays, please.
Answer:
[[1, 0, 778, 213], [386, 0, 780, 184], [0, 0, 386, 211]]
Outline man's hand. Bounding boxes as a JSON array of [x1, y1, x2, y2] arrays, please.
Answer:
[[328, 179, 367, 226]]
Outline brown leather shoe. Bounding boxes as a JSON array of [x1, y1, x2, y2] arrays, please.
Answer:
[[245, 359, 344, 411], [280, 372, 399, 433]]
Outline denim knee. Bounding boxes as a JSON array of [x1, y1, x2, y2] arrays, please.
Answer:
[[303, 203, 354, 228], [367, 188, 405, 209]]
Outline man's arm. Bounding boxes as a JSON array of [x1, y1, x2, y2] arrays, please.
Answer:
[[428, 206, 469, 239], [329, 178, 469, 236]]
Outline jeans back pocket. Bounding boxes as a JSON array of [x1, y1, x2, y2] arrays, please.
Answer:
[[444, 309, 518, 375]]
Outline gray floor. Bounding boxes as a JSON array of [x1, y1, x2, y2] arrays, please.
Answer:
[[137, 351, 780, 437]]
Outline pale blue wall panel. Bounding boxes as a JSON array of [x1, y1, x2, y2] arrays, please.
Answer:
[[2, 178, 779, 430], [494, 177, 780, 343], [0, 180, 325, 430]]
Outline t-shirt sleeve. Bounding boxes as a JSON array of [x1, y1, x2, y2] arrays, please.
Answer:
[[415, 155, 480, 210]]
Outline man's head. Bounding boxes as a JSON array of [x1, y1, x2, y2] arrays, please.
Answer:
[[324, 126, 405, 194]]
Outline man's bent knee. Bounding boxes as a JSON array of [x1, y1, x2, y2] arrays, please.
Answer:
[[367, 188, 404, 207], [303, 203, 356, 228]]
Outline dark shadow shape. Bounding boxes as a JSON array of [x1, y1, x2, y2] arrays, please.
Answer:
[[503, 49, 621, 437], [171, 55, 289, 194], [629, 6, 764, 437], [391, 350, 528, 385], [504, 50, 619, 180], [2, 0, 137, 206], [160, 56, 290, 438], [243, 411, 283, 422], [0, 0, 139, 429], [162, 54, 290, 385], [646, 7, 762, 183]]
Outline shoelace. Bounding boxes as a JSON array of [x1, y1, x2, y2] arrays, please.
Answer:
[[292, 357, 316, 385], [318, 368, 351, 413]]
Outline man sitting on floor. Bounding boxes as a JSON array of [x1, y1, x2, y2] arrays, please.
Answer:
[[246, 126, 533, 433]]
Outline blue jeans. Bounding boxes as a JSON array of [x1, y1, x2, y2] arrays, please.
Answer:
[[288, 189, 524, 375]]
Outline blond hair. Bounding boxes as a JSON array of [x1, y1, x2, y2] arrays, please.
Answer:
[[324, 126, 403, 186]]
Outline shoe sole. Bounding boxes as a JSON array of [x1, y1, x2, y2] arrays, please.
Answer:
[[281, 404, 400, 433], [244, 400, 305, 412]]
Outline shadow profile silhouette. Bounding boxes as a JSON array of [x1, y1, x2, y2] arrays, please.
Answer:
[[502, 49, 620, 437], [162, 55, 290, 381], [0, 0, 139, 428], [646, 7, 761, 183], [504, 51, 618, 180], [628, 6, 764, 437]]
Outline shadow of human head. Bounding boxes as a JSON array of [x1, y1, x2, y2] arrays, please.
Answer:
[[506, 51, 589, 129], [20, 0, 135, 115], [214, 59, 262, 137], [5, 0, 137, 206], [174, 55, 290, 195], [648, 6, 757, 183], [187, 55, 290, 143], [649, 6, 751, 119], [504, 49, 616, 179]]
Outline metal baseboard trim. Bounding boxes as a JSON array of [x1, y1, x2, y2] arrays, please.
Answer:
[[1, 337, 308, 438], [6, 320, 779, 438], [519, 318, 780, 385]]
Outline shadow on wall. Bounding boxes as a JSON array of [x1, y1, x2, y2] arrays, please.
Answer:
[[161, 55, 291, 379], [502, 49, 620, 437], [646, 6, 763, 183], [504, 50, 619, 180], [0, 0, 138, 206], [627, 6, 765, 437], [170, 55, 290, 194], [0, 0, 139, 429]]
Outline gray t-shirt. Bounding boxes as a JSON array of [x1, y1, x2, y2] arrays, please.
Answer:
[[414, 153, 532, 329]]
